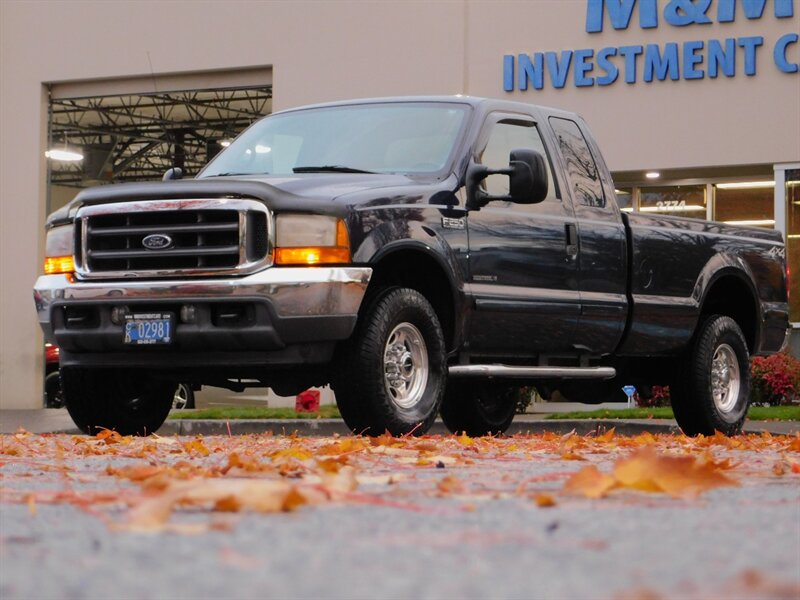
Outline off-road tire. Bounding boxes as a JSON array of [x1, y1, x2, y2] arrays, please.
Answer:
[[61, 368, 175, 436], [333, 287, 446, 436], [670, 315, 751, 436], [44, 371, 65, 408], [440, 381, 519, 436]]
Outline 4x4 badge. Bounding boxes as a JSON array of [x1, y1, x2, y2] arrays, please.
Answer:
[[142, 233, 174, 250]]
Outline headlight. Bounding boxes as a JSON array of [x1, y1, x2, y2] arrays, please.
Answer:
[[274, 214, 350, 265], [43, 225, 75, 275]]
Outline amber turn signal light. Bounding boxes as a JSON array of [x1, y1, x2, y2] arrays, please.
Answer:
[[44, 256, 75, 275], [274, 219, 351, 265]]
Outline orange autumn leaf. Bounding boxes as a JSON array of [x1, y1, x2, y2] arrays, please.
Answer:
[[564, 465, 617, 498], [121, 475, 349, 531], [182, 438, 210, 456], [565, 448, 738, 499], [614, 447, 738, 497], [270, 446, 313, 462], [534, 493, 556, 507], [595, 428, 616, 443], [436, 475, 465, 494], [457, 433, 475, 447], [560, 451, 587, 461], [95, 429, 123, 445]]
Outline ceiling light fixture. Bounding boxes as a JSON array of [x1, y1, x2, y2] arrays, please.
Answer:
[[645, 171, 660, 179], [219, 140, 232, 148], [716, 181, 775, 190], [45, 131, 84, 162], [45, 148, 84, 162], [723, 219, 776, 226]]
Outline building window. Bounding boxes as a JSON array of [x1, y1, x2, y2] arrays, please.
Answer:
[[639, 185, 706, 218], [713, 182, 775, 227], [615, 187, 634, 212], [785, 170, 800, 322]]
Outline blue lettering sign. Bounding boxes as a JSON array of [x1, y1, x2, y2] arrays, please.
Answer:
[[574, 49, 596, 86], [664, 0, 713, 26], [546, 51, 574, 88], [717, 0, 794, 22], [644, 43, 680, 80], [596, 47, 620, 84], [708, 38, 737, 77], [619, 45, 644, 82], [519, 54, 545, 90], [737, 36, 764, 75], [683, 40, 706, 78], [504, 55, 515, 91], [586, 0, 658, 32], [774, 33, 799, 73]]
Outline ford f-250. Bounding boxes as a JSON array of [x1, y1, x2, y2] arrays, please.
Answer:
[[34, 97, 789, 437]]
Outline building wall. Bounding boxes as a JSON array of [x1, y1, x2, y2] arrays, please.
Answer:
[[1, 1, 798, 408]]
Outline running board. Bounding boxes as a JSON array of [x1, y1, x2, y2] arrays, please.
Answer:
[[448, 365, 616, 379]]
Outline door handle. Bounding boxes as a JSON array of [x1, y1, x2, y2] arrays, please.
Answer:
[[565, 223, 579, 258]]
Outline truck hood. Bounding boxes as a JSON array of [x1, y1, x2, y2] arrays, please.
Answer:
[[47, 173, 430, 226]]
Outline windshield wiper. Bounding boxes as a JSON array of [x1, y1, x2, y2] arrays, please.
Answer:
[[203, 172, 262, 178], [293, 165, 376, 174]]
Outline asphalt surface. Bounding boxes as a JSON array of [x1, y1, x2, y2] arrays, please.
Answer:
[[1, 432, 798, 600]]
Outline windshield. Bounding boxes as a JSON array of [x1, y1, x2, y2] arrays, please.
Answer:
[[200, 102, 470, 178]]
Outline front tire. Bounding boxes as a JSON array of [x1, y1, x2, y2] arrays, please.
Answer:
[[62, 368, 175, 436], [333, 287, 446, 436], [670, 315, 751, 436], [440, 381, 519, 436]]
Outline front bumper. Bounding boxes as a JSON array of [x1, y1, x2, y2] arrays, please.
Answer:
[[33, 266, 371, 364]]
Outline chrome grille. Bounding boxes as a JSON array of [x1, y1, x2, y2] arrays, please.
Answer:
[[75, 199, 272, 279]]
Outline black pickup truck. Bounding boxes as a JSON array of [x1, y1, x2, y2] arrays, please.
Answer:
[[34, 97, 789, 437]]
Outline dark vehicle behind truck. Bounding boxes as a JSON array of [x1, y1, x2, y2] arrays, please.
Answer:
[[34, 97, 789, 437]]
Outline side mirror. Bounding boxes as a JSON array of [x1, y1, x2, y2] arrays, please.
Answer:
[[163, 167, 184, 181], [509, 149, 547, 204], [466, 149, 548, 210]]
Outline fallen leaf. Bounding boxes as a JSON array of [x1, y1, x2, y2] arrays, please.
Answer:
[[564, 465, 616, 498], [534, 494, 556, 507]]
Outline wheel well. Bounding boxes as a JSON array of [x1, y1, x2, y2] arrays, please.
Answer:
[[366, 250, 457, 351], [700, 276, 758, 352]]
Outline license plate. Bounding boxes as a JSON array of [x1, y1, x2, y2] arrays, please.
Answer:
[[124, 313, 173, 345]]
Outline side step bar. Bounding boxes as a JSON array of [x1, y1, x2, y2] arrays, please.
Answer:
[[448, 365, 616, 379]]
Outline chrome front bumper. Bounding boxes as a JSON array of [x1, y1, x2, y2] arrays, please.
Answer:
[[34, 266, 372, 345]]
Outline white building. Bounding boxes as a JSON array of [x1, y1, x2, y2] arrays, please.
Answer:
[[1, 0, 798, 408]]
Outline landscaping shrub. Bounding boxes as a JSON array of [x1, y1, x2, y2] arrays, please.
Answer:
[[636, 385, 671, 408], [631, 352, 800, 408], [750, 351, 800, 406]]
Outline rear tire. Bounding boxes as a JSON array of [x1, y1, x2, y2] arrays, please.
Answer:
[[670, 315, 751, 436], [172, 383, 195, 410], [62, 368, 175, 436], [440, 381, 518, 436], [333, 287, 446, 436]]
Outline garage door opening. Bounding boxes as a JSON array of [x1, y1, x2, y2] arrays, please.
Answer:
[[46, 69, 272, 213]]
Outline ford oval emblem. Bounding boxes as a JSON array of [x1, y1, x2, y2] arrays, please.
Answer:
[[142, 233, 174, 250]]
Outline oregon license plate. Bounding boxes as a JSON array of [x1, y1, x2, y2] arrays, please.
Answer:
[[123, 313, 173, 345]]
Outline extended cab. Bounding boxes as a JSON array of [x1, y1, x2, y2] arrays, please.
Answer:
[[34, 97, 789, 437]]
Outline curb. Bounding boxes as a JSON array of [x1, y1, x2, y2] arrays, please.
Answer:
[[158, 418, 799, 437], [158, 418, 684, 437]]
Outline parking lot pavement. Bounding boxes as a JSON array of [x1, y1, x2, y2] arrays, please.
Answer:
[[1, 431, 798, 600]]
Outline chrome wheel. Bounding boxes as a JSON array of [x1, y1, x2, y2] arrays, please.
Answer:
[[383, 322, 428, 409], [711, 343, 740, 414], [172, 383, 192, 410]]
